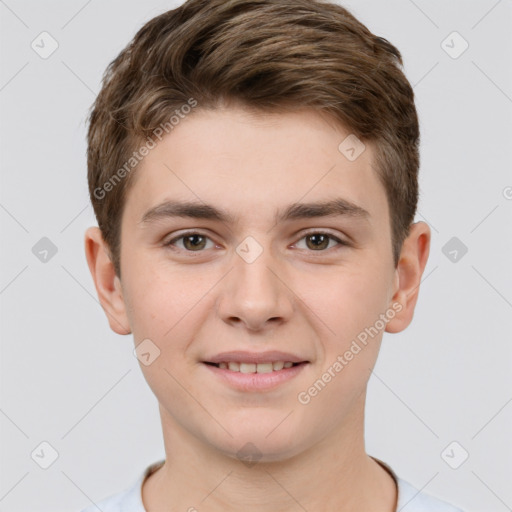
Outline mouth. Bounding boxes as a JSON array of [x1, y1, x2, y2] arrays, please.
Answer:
[[201, 351, 310, 391], [203, 361, 304, 373]]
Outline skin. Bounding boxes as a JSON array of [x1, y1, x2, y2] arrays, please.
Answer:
[[85, 106, 430, 512]]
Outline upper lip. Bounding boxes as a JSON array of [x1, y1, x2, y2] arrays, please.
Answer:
[[204, 351, 309, 364]]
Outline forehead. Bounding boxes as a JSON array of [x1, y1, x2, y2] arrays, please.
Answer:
[[123, 107, 388, 228]]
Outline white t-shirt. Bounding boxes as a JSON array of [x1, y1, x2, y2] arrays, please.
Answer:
[[80, 457, 464, 512]]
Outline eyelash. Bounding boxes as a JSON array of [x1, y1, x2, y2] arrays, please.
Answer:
[[165, 230, 349, 254]]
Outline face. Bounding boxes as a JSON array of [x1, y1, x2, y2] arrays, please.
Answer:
[[89, 106, 424, 462]]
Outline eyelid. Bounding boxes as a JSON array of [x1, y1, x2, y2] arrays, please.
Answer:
[[298, 228, 347, 241]]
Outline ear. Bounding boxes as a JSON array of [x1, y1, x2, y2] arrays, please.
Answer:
[[385, 221, 431, 333], [84, 226, 131, 335]]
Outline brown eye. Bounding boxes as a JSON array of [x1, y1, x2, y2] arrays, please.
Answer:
[[167, 232, 214, 252], [305, 233, 331, 250], [295, 232, 346, 252], [182, 234, 207, 251]]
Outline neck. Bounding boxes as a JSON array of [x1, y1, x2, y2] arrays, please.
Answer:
[[142, 396, 397, 512]]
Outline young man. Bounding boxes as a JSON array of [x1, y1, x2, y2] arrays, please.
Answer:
[[82, 0, 464, 510]]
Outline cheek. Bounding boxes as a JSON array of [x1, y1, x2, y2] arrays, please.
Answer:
[[123, 254, 204, 340], [295, 270, 389, 418], [298, 262, 392, 345]]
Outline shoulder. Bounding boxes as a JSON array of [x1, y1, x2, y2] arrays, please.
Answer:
[[79, 460, 165, 512], [396, 477, 465, 512], [371, 456, 465, 512], [79, 481, 142, 512]]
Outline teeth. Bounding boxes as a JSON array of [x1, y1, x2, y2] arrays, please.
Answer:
[[214, 361, 299, 373], [256, 363, 273, 373], [239, 363, 256, 373]]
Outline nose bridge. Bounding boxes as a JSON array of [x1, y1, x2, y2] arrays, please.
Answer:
[[218, 235, 292, 329]]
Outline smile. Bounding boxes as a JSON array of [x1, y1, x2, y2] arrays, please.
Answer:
[[202, 360, 309, 392], [205, 361, 300, 373]]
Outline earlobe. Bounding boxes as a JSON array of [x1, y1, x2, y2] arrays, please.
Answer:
[[84, 227, 132, 335], [385, 221, 431, 334]]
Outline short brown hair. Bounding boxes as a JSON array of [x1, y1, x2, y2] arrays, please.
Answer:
[[87, 0, 420, 277]]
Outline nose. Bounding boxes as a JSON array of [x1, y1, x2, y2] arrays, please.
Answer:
[[216, 242, 294, 332]]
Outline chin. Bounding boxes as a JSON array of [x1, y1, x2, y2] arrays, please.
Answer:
[[208, 426, 309, 465]]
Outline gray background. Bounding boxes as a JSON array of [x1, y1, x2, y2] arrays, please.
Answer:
[[1, 0, 511, 511]]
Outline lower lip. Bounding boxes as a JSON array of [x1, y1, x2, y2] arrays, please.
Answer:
[[202, 362, 308, 392]]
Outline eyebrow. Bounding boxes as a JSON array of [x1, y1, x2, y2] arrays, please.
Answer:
[[140, 197, 370, 225]]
